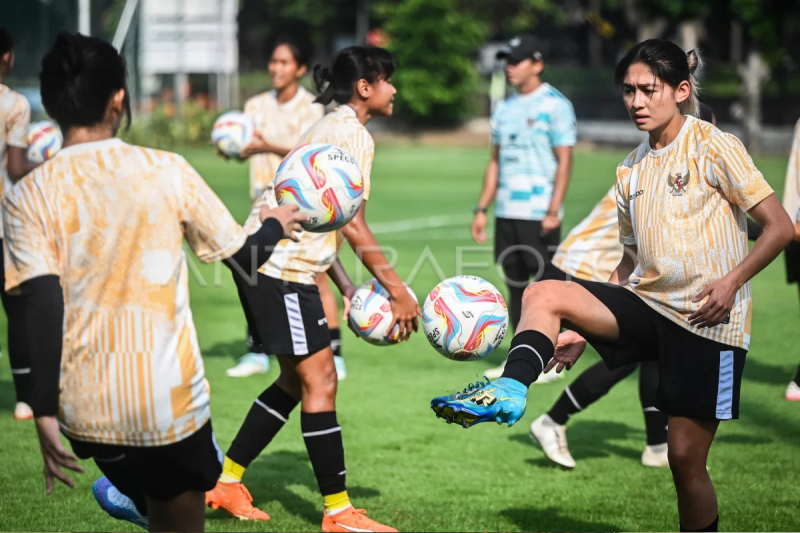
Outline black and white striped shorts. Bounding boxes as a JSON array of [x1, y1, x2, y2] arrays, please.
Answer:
[[236, 272, 331, 356]]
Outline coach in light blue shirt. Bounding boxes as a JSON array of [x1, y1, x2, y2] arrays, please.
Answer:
[[472, 35, 576, 363]]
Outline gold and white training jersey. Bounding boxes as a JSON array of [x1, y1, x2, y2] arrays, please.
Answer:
[[552, 186, 623, 282], [0, 84, 30, 238], [616, 115, 774, 350], [244, 86, 324, 201], [783, 118, 800, 223], [260, 105, 374, 285], [2, 139, 263, 446]]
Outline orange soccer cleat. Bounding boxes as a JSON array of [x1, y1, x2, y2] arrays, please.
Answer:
[[322, 507, 398, 532], [205, 481, 270, 521]]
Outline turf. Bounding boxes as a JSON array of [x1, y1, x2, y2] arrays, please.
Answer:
[[0, 145, 797, 532]]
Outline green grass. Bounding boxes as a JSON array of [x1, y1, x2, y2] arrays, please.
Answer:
[[0, 145, 798, 532]]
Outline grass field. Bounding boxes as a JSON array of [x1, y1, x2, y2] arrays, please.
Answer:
[[0, 144, 798, 532]]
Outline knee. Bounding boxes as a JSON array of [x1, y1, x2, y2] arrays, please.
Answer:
[[668, 442, 704, 479], [521, 280, 564, 313], [276, 372, 302, 400], [301, 362, 338, 403]]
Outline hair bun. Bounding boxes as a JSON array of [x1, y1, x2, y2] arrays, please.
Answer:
[[51, 32, 85, 79], [686, 49, 701, 75]]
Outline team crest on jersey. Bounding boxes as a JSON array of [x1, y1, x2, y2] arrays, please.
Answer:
[[667, 169, 691, 196]]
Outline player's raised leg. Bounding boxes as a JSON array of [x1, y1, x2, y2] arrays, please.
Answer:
[[431, 279, 622, 428]]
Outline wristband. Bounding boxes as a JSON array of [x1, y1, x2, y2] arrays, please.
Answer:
[[473, 206, 487, 215]]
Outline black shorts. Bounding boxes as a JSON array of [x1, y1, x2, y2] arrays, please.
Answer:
[[68, 421, 222, 502], [785, 241, 800, 285], [236, 272, 331, 356], [573, 279, 747, 421], [494, 217, 561, 279]]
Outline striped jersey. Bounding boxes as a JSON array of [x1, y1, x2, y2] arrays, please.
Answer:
[[260, 105, 374, 284], [0, 84, 31, 238], [552, 186, 622, 282], [616, 115, 773, 350], [244, 87, 324, 201], [783, 118, 800, 224], [2, 139, 263, 446], [491, 82, 576, 221]]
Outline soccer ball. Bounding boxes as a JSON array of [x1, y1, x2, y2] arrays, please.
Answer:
[[422, 276, 508, 361], [274, 143, 364, 233], [27, 121, 63, 164], [349, 278, 418, 346], [211, 111, 254, 158]]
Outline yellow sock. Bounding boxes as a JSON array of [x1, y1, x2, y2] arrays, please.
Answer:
[[219, 456, 246, 484], [323, 491, 351, 515]]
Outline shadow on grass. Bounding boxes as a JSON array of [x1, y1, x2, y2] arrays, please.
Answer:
[[715, 433, 772, 445], [207, 450, 380, 525], [0, 377, 16, 413], [742, 358, 797, 387], [204, 339, 250, 360], [510, 420, 642, 464], [501, 507, 620, 532]]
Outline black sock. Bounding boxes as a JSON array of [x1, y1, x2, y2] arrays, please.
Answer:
[[5, 292, 32, 405], [330, 328, 342, 358], [501, 330, 555, 388], [794, 363, 800, 384], [301, 411, 346, 496], [548, 360, 636, 425], [639, 361, 668, 445], [227, 383, 299, 467], [680, 515, 718, 532]]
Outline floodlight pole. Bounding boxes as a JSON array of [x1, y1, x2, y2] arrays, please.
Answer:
[[113, 0, 141, 51], [79, 0, 90, 34]]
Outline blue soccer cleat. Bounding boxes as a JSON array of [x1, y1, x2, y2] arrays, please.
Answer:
[[431, 377, 528, 428], [93, 476, 148, 530]]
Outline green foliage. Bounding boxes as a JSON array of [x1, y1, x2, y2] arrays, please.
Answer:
[[378, 0, 488, 125], [120, 103, 218, 150], [456, 0, 565, 35]]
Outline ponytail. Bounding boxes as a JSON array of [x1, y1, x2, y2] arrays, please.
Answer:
[[682, 49, 702, 117], [313, 46, 395, 106]]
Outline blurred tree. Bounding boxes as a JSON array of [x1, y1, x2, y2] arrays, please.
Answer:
[[457, 0, 565, 37], [375, 0, 488, 126]]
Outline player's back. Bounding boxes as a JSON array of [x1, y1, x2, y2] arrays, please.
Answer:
[[4, 138, 225, 446]]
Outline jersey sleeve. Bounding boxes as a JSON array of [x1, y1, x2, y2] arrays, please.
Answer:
[[549, 98, 577, 147], [179, 157, 259, 263], [2, 179, 61, 292], [707, 132, 774, 212], [6, 95, 31, 149], [615, 162, 636, 246]]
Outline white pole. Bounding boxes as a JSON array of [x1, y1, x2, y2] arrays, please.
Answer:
[[79, 0, 90, 35], [113, 0, 140, 51]]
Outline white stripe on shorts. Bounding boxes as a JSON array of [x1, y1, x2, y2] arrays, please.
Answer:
[[284, 293, 309, 355]]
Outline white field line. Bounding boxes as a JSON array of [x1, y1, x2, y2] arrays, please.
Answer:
[[370, 214, 474, 235]]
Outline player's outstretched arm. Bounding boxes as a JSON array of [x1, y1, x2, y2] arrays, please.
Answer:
[[340, 201, 420, 341]]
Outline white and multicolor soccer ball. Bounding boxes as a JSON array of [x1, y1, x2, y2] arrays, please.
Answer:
[[27, 121, 63, 164], [422, 276, 508, 361], [211, 111, 254, 158], [349, 279, 418, 346], [274, 143, 364, 233]]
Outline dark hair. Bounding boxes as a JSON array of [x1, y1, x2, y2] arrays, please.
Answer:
[[313, 46, 395, 106], [614, 39, 701, 117], [40, 32, 131, 132], [0, 27, 13, 57], [271, 36, 311, 69]]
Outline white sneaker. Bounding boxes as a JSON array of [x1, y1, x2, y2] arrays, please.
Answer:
[[530, 414, 576, 468], [226, 353, 270, 378], [483, 361, 506, 380], [786, 381, 800, 401], [534, 370, 565, 385], [334, 355, 347, 381], [14, 402, 33, 420], [641, 443, 669, 468]]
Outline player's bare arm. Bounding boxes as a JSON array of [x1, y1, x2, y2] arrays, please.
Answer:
[[542, 145, 573, 234], [471, 144, 499, 244]]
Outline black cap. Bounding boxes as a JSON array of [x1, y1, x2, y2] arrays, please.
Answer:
[[496, 35, 544, 64]]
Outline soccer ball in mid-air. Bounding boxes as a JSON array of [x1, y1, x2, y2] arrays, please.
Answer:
[[274, 143, 364, 233], [349, 278, 418, 345], [211, 111, 254, 158], [27, 121, 63, 164], [422, 276, 508, 361]]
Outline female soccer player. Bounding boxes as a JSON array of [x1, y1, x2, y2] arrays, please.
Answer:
[[0, 27, 34, 421], [432, 39, 795, 532], [227, 37, 350, 379], [206, 46, 417, 533], [9, 32, 302, 532]]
